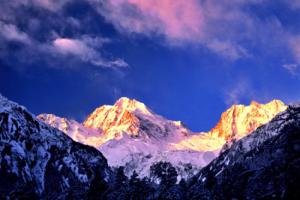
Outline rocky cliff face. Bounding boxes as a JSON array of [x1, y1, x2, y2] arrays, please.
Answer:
[[0, 94, 112, 199]]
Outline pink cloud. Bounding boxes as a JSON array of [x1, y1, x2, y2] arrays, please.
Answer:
[[100, 0, 204, 42], [53, 38, 92, 56], [95, 0, 254, 60]]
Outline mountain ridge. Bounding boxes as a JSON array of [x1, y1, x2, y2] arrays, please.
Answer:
[[38, 97, 287, 178]]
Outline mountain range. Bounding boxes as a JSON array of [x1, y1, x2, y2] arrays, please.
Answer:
[[1, 94, 299, 199], [38, 97, 286, 179]]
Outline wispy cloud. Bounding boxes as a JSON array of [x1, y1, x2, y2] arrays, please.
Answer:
[[223, 79, 255, 105], [32, 0, 69, 10], [283, 64, 299, 76], [18, 0, 70, 11], [289, 35, 300, 63], [206, 39, 250, 60], [0, 21, 31, 44], [97, 0, 204, 42], [52, 37, 128, 68]]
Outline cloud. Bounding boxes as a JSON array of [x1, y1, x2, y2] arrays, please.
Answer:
[[0, 0, 299, 66], [97, 0, 204, 42], [53, 38, 90, 56], [0, 0, 129, 70], [206, 39, 249, 60], [88, 0, 300, 63], [32, 0, 69, 11], [283, 64, 299, 76], [91, 0, 264, 60], [0, 21, 31, 44], [92, 58, 129, 68], [289, 36, 300, 63], [224, 79, 254, 105], [52, 37, 128, 68], [14, 0, 70, 11]]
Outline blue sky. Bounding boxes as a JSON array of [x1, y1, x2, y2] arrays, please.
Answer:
[[0, 0, 300, 131]]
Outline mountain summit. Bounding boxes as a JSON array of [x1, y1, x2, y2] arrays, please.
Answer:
[[209, 99, 286, 140], [84, 97, 152, 131], [83, 97, 189, 140]]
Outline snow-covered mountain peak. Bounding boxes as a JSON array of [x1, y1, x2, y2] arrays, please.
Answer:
[[38, 113, 84, 134], [0, 93, 25, 113], [208, 99, 287, 141], [37, 113, 105, 147], [83, 97, 189, 140], [172, 99, 287, 152], [264, 99, 286, 111], [0, 93, 5, 101], [114, 97, 152, 115], [250, 100, 260, 106]]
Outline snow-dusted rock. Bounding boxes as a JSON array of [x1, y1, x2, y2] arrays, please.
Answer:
[[187, 103, 300, 199], [0, 94, 112, 199]]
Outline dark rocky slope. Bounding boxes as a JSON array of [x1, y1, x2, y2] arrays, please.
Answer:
[[0, 94, 112, 199], [187, 103, 300, 200]]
